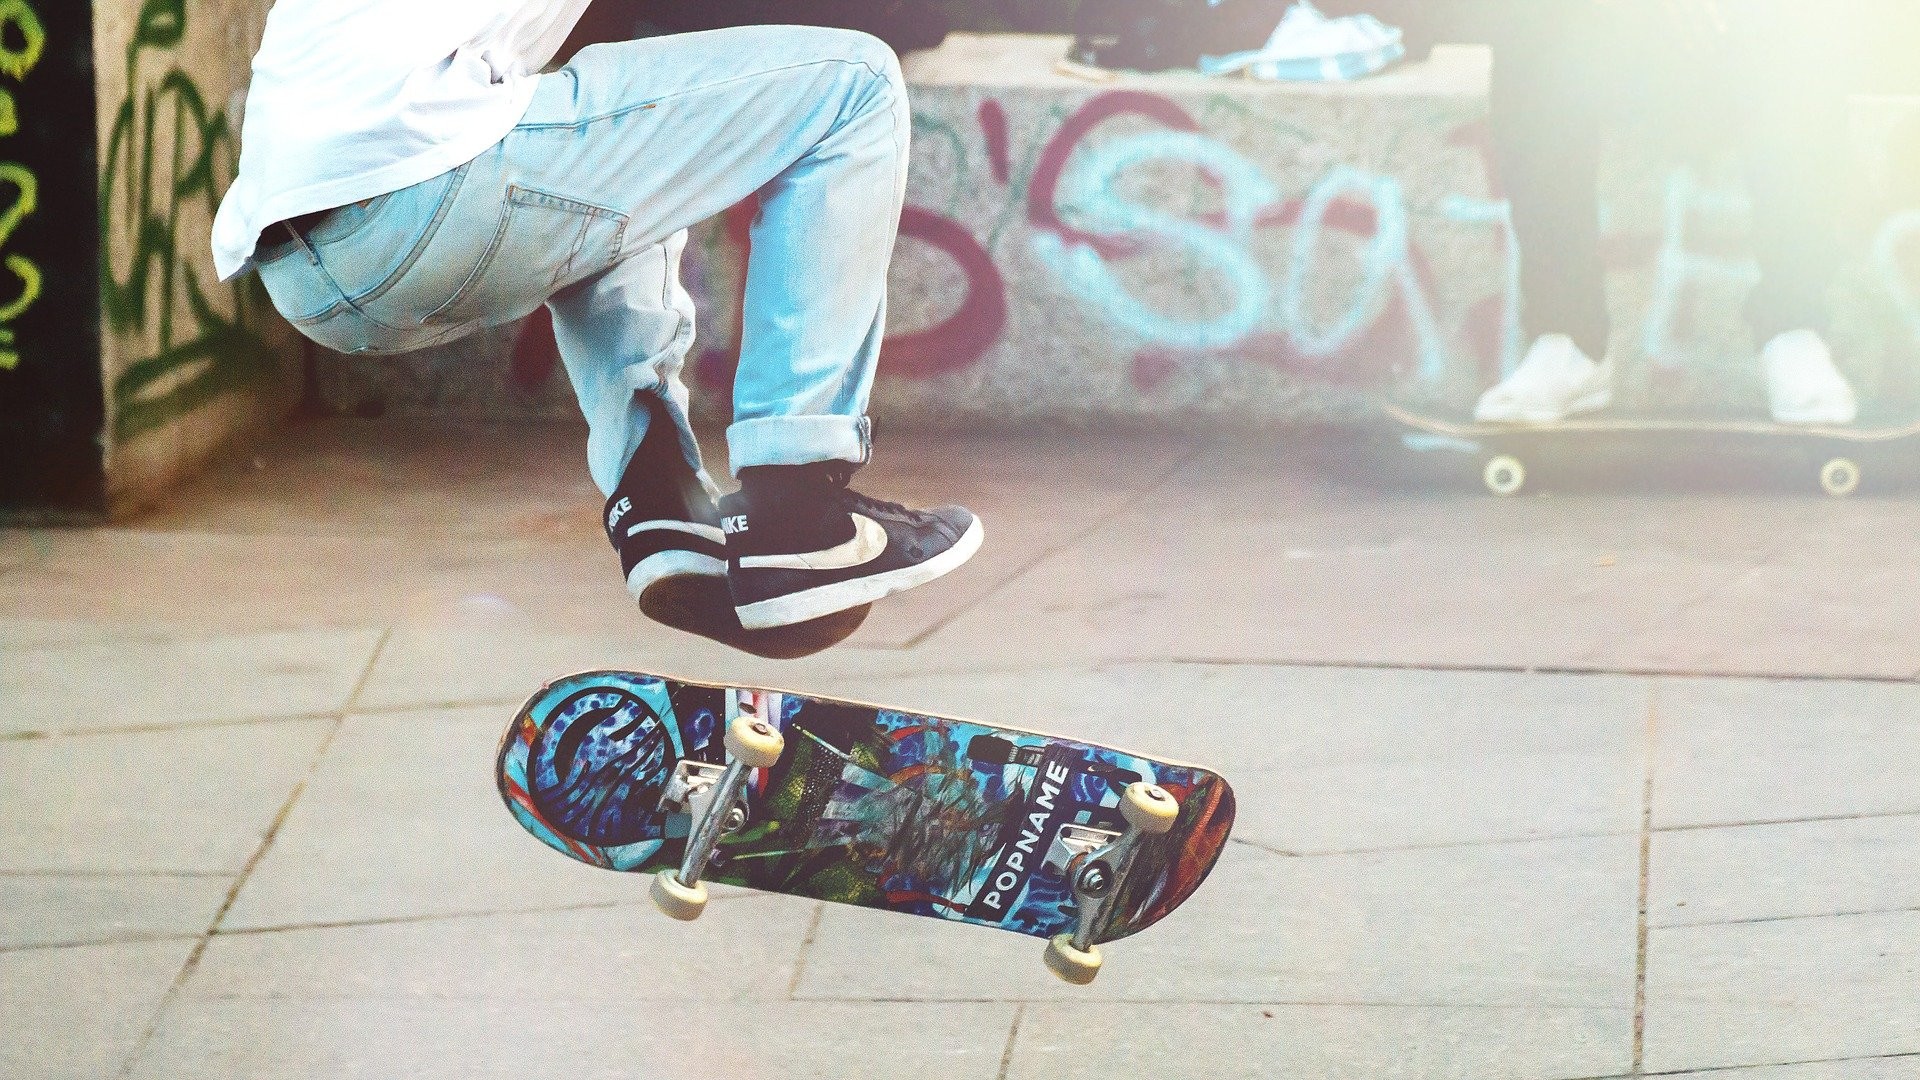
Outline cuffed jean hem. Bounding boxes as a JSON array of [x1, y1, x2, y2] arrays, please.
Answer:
[[726, 415, 873, 474]]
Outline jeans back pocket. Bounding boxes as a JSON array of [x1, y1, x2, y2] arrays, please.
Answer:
[[424, 185, 628, 329]]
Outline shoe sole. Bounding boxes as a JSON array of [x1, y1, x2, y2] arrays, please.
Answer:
[[627, 550, 729, 600], [632, 555, 870, 660], [1768, 406, 1860, 426], [1475, 385, 1614, 425], [735, 516, 985, 631]]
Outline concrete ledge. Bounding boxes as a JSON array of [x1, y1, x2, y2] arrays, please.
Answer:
[[319, 33, 1920, 432]]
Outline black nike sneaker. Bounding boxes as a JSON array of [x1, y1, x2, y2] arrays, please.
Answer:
[[606, 399, 869, 659], [721, 463, 984, 630]]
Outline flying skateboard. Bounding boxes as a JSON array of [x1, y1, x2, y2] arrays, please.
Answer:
[[497, 671, 1237, 984], [1383, 403, 1920, 497]]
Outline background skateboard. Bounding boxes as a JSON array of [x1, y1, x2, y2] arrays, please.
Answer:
[[498, 671, 1236, 978], [1381, 404, 1920, 497]]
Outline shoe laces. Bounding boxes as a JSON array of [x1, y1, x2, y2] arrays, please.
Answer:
[[840, 486, 919, 521]]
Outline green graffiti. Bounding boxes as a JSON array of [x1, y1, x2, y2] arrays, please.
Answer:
[[0, 0, 44, 81], [0, 0, 43, 371], [102, 0, 275, 440], [0, 163, 41, 368]]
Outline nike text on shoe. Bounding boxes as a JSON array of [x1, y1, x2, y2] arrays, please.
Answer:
[[721, 478, 984, 632]]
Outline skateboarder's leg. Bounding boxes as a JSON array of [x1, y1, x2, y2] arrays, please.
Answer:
[[1724, 5, 1857, 423], [1475, 10, 1616, 422], [1490, 12, 1611, 363], [506, 27, 978, 630], [259, 26, 979, 638], [544, 231, 738, 626], [481, 27, 906, 476], [547, 230, 708, 501]]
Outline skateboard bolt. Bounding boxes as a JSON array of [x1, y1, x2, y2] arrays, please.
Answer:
[[1077, 861, 1115, 899]]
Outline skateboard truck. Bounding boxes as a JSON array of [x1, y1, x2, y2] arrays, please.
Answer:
[[1044, 782, 1180, 985], [649, 693, 785, 922]]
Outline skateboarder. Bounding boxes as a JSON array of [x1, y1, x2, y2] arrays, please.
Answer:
[[210, 2, 982, 653], [1473, 0, 1865, 425]]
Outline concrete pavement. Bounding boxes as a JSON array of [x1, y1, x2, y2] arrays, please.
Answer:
[[3, 418, 1918, 1079]]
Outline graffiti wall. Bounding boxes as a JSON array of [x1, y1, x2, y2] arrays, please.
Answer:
[[92, 0, 298, 515], [0, 0, 295, 519], [0, 1, 105, 516], [317, 36, 1920, 433]]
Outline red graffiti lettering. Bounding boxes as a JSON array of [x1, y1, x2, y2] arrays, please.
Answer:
[[696, 200, 1006, 388], [1029, 90, 1202, 257], [978, 99, 1011, 186], [885, 207, 1007, 379]]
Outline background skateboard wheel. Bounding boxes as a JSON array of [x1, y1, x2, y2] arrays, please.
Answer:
[[651, 869, 709, 921], [1482, 455, 1526, 496], [1819, 457, 1862, 498], [1044, 934, 1103, 985], [1121, 782, 1180, 835], [725, 715, 785, 770]]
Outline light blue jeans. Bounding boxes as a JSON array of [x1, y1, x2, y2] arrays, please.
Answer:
[[254, 26, 909, 495]]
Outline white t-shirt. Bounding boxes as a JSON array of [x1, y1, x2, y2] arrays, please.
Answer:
[[211, 0, 591, 281]]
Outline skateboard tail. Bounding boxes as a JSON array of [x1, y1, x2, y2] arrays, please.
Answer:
[[1098, 770, 1237, 943]]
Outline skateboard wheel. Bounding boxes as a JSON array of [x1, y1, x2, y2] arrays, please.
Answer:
[[1819, 457, 1861, 498], [1044, 934, 1103, 985], [1483, 455, 1526, 496], [650, 869, 709, 921], [1120, 782, 1180, 835], [724, 715, 785, 770]]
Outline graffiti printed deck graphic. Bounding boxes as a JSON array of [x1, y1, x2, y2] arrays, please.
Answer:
[[1385, 403, 1920, 497], [498, 672, 1235, 949]]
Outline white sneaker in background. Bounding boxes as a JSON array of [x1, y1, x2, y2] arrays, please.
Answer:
[[1763, 329, 1858, 426], [1474, 334, 1615, 423]]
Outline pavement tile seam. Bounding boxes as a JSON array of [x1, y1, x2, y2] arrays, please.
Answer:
[[1651, 808, 1920, 835], [205, 893, 781, 942], [0, 709, 345, 744], [1148, 656, 1920, 685], [1634, 684, 1658, 1076], [1653, 903, 1920, 932], [0, 869, 231, 878], [342, 692, 558, 717], [784, 903, 827, 999], [1229, 830, 1647, 861], [1635, 1051, 1920, 1077], [0, 619, 382, 655], [1334, 1051, 1920, 1080], [994, 1003, 1025, 1080], [202, 632, 398, 945], [114, 629, 396, 1077], [800, 997, 1640, 1009], [1236, 828, 1656, 860], [0, 933, 203, 956]]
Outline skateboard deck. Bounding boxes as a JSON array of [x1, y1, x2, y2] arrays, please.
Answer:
[[1383, 403, 1920, 496], [498, 671, 1236, 979]]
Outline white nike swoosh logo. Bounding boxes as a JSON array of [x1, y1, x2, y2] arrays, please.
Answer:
[[737, 513, 889, 571]]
